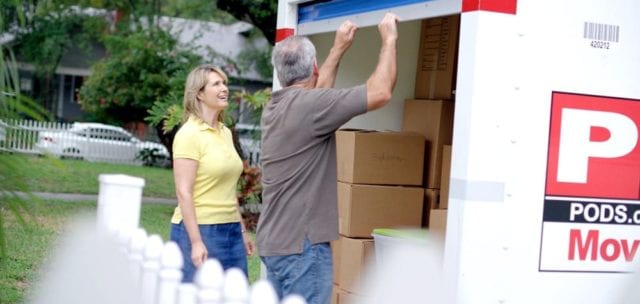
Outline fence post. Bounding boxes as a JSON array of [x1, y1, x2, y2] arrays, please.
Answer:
[[195, 259, 225, 304], [141, 234, 164, 304], [260, 262, 268, 280], [116, 227, 134, 256], [128, 227, 148, 285], [177, 283, 197, 304], [223, 268, 249, 304], [249, 280, 278, 304], [280, 295, 307, 304], [96, 174, 145, 235], [156, 241, 184, 304]]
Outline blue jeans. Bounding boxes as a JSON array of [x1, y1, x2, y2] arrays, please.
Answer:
[[170, 221, 248, 283], [261, 238, 333, 304]]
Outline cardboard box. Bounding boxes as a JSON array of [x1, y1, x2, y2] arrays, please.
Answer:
[[337, 237, 375, 295], [331, 239, 341, 284], [440, 145, 452, 209], [429, 209, 448, 240], [402, 99, 454, 188], [423, 189, 440, 227], [414, 14, 460, 100], [338, 182, 424, 238], [429, 209, 447, 266], [338, 288, 370, 304], [336, 129, 425, 186]]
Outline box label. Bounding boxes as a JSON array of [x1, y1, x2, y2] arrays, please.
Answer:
[[540, 92, 640, 272]]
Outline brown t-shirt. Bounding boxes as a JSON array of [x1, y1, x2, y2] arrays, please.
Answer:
[[256, 85, 368, 256]]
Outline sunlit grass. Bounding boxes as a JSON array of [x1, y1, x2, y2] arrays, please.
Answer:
[[0, 199, 261, 304], [0, 154, 175, 198]]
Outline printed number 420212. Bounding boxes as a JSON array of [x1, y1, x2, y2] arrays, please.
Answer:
[[590, 40, 610, 49]]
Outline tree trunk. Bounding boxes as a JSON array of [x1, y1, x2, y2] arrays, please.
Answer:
[[155, 122, 178, 168]]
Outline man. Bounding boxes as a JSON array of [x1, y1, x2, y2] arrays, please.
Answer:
[[257, 13, 399, 304]]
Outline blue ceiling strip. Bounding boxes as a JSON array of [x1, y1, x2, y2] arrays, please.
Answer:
[[298, 0, 433, 24]]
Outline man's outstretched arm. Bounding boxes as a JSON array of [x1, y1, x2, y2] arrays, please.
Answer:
[[316, 20, 358, 88], [366, 13, 399, 111]]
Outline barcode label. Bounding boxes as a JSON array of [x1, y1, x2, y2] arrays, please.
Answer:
[[583, 22, 619, 42]]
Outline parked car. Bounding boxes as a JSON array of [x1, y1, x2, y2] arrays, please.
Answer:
[[36, 122, 170, 166]]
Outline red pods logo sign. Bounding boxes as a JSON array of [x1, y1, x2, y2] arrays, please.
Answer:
[[540, 92, 640, 272]]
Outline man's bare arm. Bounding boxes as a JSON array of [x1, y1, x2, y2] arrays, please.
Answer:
[[316, 20, 358, 88], [366, 13, 399, 111]]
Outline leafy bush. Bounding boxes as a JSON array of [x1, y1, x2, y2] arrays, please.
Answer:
[[237, 161, 262, 231], [137, 147, 171, 168]]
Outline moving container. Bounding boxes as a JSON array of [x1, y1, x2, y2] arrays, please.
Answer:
[[274, 0, 640, 303]]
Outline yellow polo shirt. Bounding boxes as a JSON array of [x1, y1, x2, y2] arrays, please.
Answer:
[[171, 116, 243, 224]]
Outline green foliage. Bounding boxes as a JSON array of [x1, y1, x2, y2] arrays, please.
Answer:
[[237, 44, 273, 80], [144, 61, 190, 134], [13, 5, 108, 78], [146, 97, 184, 134], [5, 3, 108, 114], [237, 161, 261, 230], [1, 43, 52, 258], [146, 86, 270, 135], [234, 87, 270, 125], [136, 147, 170, 168], [162, 0, 236, 24], [217, 0, 277, 44], [79, 28, 202, 125], [0, 0, 23, 33], [0, 49, 51, 121]]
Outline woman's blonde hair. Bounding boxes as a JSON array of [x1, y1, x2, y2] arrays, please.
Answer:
[[182, 64, 229, 123]]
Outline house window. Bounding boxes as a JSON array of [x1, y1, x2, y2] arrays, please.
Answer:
[[20, 77, 32, 92], [57, 74, 84, 121]]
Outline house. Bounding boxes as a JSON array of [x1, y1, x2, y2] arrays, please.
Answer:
[[5, 8, 271, 125]]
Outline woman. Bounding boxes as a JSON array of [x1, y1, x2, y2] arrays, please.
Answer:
[[170, 64, 254, 283]]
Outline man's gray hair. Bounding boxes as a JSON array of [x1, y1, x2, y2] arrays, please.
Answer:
[[272, 35, 316, 87]]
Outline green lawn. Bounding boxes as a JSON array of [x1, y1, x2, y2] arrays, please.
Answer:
[[0, 155, 261, 304], [1, 154, 176, 198]]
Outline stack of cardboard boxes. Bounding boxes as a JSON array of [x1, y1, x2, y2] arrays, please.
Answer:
[[404, 14, 460, 240], [332, 130, 426, 304], [402, 99, 453, 239], [329, 13, 460, 304]]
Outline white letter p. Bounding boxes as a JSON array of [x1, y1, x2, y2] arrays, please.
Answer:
[[557, 108, 637, 183]]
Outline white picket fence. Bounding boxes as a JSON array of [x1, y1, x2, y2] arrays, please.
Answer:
[[0, 119, 70, 155], [93, 174, 305, 304], [0, 119, 261, 166], [0, 119, 157, 166], [114, 228, 306, 304]]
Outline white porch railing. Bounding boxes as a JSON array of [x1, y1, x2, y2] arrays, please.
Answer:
[[29, 174, 304, 304]]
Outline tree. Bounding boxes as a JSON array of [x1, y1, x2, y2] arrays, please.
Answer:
[[162, 0, 236, 24], [217, 0, 277, 45], [9, 3, 108, 114], [78, 27, 203, 153]]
